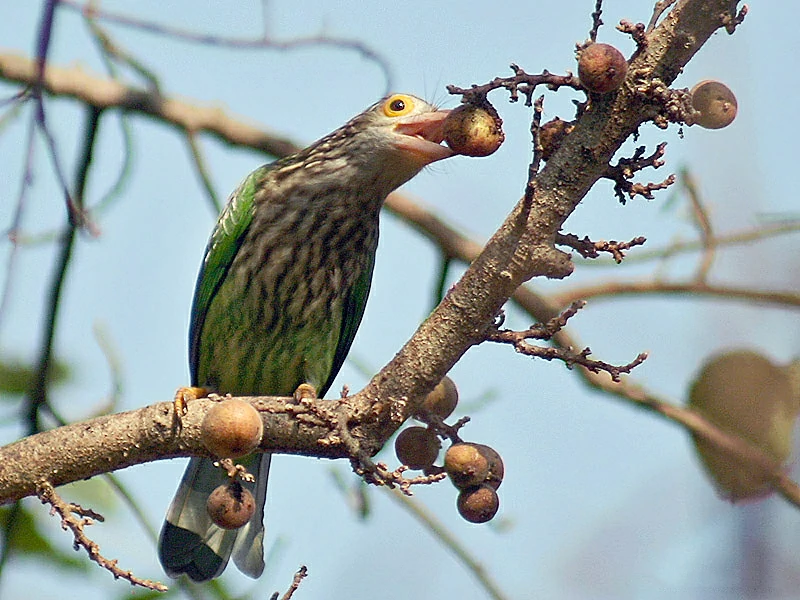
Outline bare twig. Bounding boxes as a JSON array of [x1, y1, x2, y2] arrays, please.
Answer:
[[484, 301, 648, 382], [576, 220, 800, 267], [524, 95, 546, 215], [681, 167, 716, 281], [603, 142, 675, 204], [648, 0, 678, 32], [385, 488, 509, 600], [37, 482, 168, 591], [26, 106, 103, 434], [589, 0, 604, 42], [61, 0, 393, 91], [447, 64, 582, 107], [551, 280, 800, 310], [83, 12, 161, 91], [617, 20, 648, 50], [555, 233, 647, 263], [270, 566, 308, 600], [722, 4, 748, 34], [186, 132, 222, 213]]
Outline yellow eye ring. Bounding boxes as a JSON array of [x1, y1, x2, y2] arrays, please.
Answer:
[[383, 94, 415, 117]]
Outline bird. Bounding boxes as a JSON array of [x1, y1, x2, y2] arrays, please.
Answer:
[[158, 93, 454, 581]]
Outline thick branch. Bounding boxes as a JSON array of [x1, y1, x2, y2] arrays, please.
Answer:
[[0, 397, 349, 505], [0, 0, 751, 496]]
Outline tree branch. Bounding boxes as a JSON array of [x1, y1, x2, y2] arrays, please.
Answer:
[[551, 280, 800, 310], [0, 0, 758, 507], [0, 51, 300, 158], [0, 397, 347, 505]]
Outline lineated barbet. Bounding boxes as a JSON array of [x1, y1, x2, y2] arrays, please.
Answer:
[[158, 94, 455, 581]]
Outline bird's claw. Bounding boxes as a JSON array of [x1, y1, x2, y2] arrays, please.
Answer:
[[293, 383, 318, 402], [173, 386, 209, 419]]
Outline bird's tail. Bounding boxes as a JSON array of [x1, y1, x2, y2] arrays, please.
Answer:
[[158, 453, 271, 581]]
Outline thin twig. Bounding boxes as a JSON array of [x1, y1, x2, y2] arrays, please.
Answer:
[[648, 0, 678, 32], [681, 167, 715, 281], [37, 482, 168, 591], [574, 220, 800, 267], [61, 0, 393, 92], [26, 106, 103, 434], [270, 566, 308, 600], [550, 280, 800, 310], [83, 11, 161, 91], [555, 233, 647, 263], [385, 487, 509, 600], [186, 132, 222, 213], [448, 64, 582, 107], [589, 0, 604, 41]]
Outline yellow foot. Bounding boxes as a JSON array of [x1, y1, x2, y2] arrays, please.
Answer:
[[293, 383, 318, 401], [173, 386, 209, 418]]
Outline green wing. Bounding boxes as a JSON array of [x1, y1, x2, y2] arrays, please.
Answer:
[[189, 167, 267, 384], [319, 250, 375, 398]]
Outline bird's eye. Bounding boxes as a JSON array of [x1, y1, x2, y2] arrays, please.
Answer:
[[383, 94, 415, 117]]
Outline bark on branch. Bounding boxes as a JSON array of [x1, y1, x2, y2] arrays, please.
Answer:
[[0, 397, 348, 505]]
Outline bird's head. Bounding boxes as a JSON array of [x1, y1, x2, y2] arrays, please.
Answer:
[[368, 93, 454, 165], [326, 93, 454, 192], [273, 94, 455, 200]]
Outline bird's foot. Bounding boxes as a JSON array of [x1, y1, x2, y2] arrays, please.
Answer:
[[172, 386, 209, 418], [293, 383, 318, 402]]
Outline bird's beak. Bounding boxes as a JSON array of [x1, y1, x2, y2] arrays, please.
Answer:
[[393, 110, 455, 164]]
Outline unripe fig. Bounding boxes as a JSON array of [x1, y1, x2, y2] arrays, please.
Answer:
[[688, 350, 798, 501], [417, 376, 459, 419], [201, 398, 263, 458], [474, 443, 505, 490], [206, 481, 256, 529], [578, 43, 627, 94], [444, 102, 504, 157], [690, 80, 737, 129], [457, 485, 499, 523], [444, 443, 490, 489], [394, 426, 441, 470]]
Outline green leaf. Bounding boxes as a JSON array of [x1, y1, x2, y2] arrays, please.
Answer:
[[0, 357, 71, 398]]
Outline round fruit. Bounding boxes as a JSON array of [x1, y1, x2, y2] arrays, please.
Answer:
[[444, 102, 504, 157], [539, 118, 575, 161], [417, 376, 459, 419], [206, 481, 256, 529], [457, 485, 499, 523], [444, 443, 490, 489], [474, 444, 505, 490], [201, 398, 263, 458], [394, 426, 441, 470], [688, 349, 797, 501], [690, 80, 737, 129], [577, 42, 628, 94]]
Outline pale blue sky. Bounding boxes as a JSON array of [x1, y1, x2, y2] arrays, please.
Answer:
[[1, 2, 798, 599]]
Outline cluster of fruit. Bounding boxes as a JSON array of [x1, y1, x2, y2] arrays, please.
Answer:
[[394, 377, 504, 524], [538, 42, 738, 162]]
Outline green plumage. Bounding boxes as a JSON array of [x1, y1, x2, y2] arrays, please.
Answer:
[[158, 94, 453, 581]]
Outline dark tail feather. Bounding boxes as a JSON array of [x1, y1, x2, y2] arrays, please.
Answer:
[[158, 454, 271, 581]]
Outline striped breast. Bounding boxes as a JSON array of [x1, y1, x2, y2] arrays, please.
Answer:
[[195, 171, 381, 397]]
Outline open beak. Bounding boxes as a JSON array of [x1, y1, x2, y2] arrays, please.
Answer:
[[393, 110, 455, 164]]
